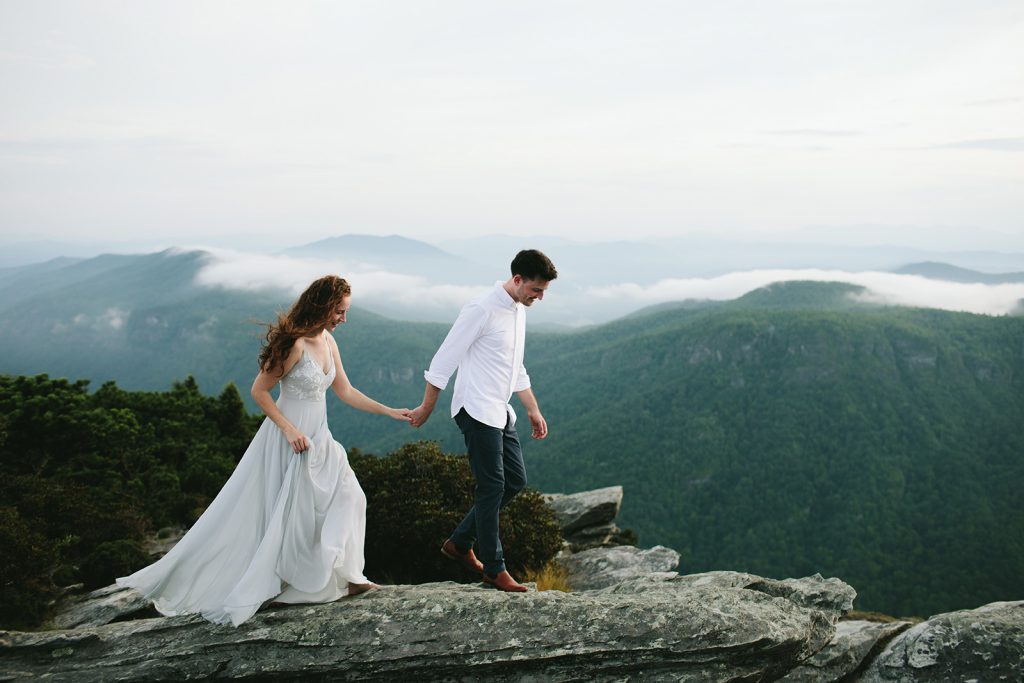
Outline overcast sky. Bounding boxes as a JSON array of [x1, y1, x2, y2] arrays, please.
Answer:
[[2, 1, 1022, 252]]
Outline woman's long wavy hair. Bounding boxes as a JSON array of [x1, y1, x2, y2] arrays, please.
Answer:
[[258, 275, 351, 375]]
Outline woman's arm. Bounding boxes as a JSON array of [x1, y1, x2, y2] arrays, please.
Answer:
[[327, 335, 411, 422], [251, 340, 311, 452]]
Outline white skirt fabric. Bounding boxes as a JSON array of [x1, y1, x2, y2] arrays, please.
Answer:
[[118, 352, 369, 626]]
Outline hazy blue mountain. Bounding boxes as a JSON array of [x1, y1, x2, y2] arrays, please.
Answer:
[[440, 235, 692, 284], [892, 261, 1024, 284], [283, 234, 492, 285], [441, 235, 1024, 282], [0, 256, 84, 290], [789, 223, 1024, 253], [12, 237, 1024, 328], [0, 240, 127, 269], [0, 249, 213, 313], [286, 234, 460, 260]]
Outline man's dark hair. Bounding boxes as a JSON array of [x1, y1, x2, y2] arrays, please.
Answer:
[[511, 249, 558, 281]]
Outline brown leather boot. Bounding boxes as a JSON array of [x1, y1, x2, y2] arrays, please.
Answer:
[[440, 539, 484, 574], [482, 570, 528, 593]]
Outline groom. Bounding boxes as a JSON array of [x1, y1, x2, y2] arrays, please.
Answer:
[[409, 249, 557, 592]]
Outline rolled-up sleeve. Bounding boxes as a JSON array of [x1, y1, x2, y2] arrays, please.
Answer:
[[513, 363, 531, 392], [424, 303, 487, 390]]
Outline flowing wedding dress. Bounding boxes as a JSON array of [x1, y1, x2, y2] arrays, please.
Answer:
[[117, 345, 370, 626]]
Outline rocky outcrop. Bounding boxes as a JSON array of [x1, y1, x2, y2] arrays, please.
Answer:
[[543, 486, 628, 551], [859, 600, 1024, 682], [559, 544, 680, 590], [779, 620, 911, 682], [45, 583, 156, 631], [545, 486, 683, 591], [14, 580, 1021, 682], [0, 573, 854, 682], [7, 486, 1020, 682]]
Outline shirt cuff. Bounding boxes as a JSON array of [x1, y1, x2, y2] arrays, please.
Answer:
[[423, 370, 449, 391]]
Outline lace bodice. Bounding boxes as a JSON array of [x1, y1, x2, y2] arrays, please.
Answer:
[[280, 350, 336, 401]]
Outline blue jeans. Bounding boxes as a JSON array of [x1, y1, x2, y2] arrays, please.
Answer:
[[449, 408, 527, 576]]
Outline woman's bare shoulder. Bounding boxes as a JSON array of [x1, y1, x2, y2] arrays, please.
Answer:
[[286, 337, 308, 362], [262, 338, 305, 379]]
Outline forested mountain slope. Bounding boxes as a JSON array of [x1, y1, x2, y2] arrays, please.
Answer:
[[523, 284, 1024, 616]]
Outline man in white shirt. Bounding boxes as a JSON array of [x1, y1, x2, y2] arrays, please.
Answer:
[[409, 249, 557, 592]]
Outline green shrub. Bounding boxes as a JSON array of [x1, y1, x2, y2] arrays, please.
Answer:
[[0, 374, 258, 629], [0, 506, 59, 629], [79, 540, 151, 590], [351, 441, 563, 584], [0, 475, 148, 588]]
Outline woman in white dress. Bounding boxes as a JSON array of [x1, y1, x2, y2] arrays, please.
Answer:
[[118, 276, 410, 626]]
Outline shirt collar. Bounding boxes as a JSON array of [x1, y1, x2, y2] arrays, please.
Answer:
[[494, 280, 519, 310]]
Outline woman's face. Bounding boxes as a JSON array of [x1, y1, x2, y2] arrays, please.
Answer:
[[325, 295, 350, 331]]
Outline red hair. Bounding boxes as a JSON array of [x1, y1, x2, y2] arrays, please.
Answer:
[[258, 275, 351, 374]]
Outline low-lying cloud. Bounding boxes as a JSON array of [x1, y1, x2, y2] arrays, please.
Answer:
[[193, 248, 485, 311], [52, 307, 128, 334], [194, 250, 1023, 322], [586, 270, 1024, 316]]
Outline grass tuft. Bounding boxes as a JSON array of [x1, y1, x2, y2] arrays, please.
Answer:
[[523, 560, 572, 592]]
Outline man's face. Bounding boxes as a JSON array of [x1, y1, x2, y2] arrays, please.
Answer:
[[511, 276, 550, 306]]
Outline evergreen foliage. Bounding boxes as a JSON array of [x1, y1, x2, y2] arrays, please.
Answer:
[[0, 374, 261, 628], [350, 441, 562, 584]]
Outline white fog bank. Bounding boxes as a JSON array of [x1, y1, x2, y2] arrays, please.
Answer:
[[587, 270, 1024, 317]]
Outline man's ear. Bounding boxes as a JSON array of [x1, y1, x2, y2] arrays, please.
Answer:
[[512, 274, 522, 285]]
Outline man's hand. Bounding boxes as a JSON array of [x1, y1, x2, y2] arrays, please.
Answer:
[[409, 403, 433, 428], [410, 383, 442, 428], [527, 410, 548, 439]]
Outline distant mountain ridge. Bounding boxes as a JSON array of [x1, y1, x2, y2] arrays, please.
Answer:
[[285, 234, 457, 260], [5, 237, 1024, 324], [892, 261, 1024, 284], [282, 234, 491, 287]]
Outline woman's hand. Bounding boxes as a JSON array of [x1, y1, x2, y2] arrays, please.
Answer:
[[283, 426, 311, 453], [387, 407, 414, 423]]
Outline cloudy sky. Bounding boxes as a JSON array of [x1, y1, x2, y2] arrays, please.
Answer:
[[2, 0, 1022, 253]]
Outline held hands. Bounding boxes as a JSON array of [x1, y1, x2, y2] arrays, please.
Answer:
[[408, 403, 433, 428], [388, 407, 414, 423], [528, 410, 548, 440]]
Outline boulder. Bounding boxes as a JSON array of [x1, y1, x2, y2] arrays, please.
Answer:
[[47, 584, 156, 630], [665, 571, 857, 614], [561, 521, 621, 551], [779, 620, 912, 682], [858, 600, 1024, 682], [0, 575, 851, 682], [543, 486, 622, 535], [559, 544, 681, 590], [744, 574, 859, 614]]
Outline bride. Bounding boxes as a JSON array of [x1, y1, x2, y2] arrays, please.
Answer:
[[118, 275, 410, 626]]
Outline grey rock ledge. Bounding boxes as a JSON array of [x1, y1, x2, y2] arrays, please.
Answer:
[[1, 574, 854, 682]]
